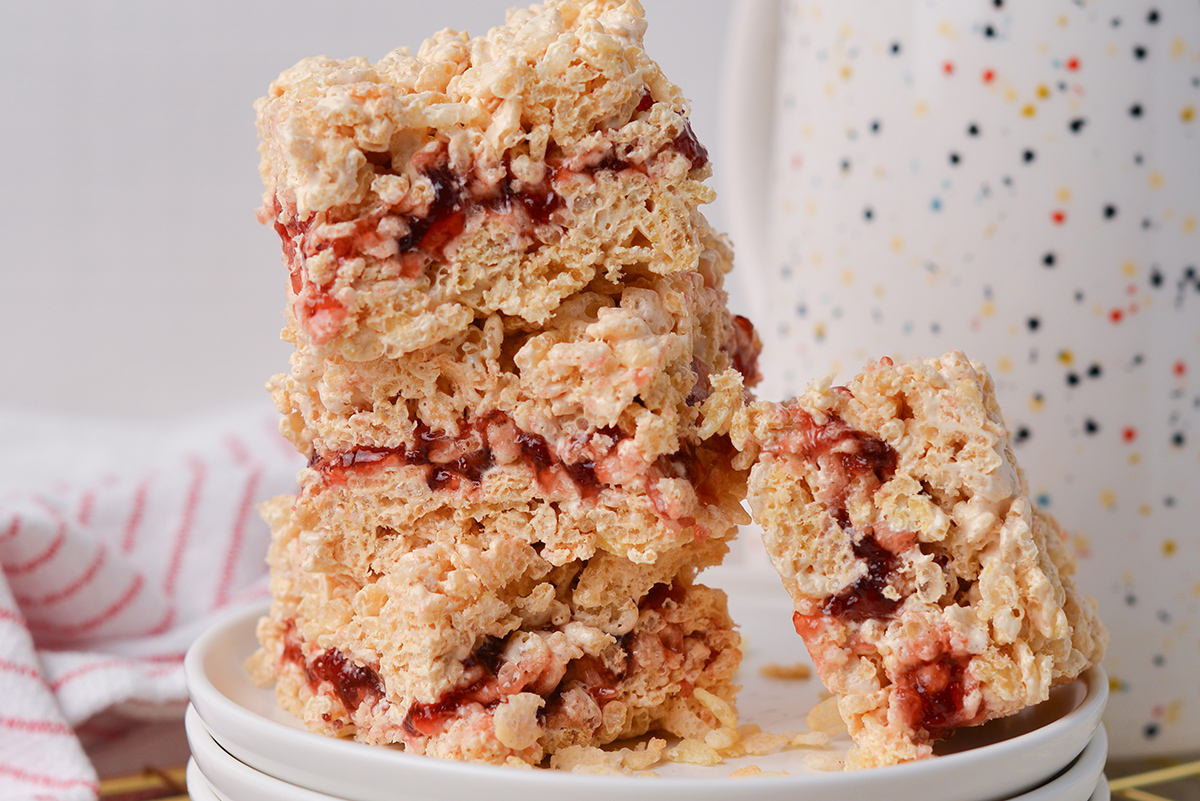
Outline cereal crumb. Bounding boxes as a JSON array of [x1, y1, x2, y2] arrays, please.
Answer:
[[759, 662, 813, 680], [730, 764, 790, 778], [665, 738, 723, 766], [549, 738, 668, 774], [550, 745, 627, 774], [737, 730, 791, 756], [788, 730, 833, 748], [693, 686, 739, 729], [806, 696, 847, 735], [620, 738, 668, 772], [704, 726, 741, 751], [803, 751, 845, 771]]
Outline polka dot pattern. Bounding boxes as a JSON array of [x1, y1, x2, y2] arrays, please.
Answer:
[[757, 0, 1200, 758]]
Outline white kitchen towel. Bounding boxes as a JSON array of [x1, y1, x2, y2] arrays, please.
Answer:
[[0, 401, 301, 801]]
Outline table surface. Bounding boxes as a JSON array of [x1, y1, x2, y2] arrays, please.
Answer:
[[1106, 756, 1200, 801]]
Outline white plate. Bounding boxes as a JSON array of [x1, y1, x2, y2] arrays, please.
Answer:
[[186, 706, 347, 801], [1008, 726, 1107, 801], [186, 584, 1106, 801], [186, 757, 224, 801], [188, 701, 1109, 801]]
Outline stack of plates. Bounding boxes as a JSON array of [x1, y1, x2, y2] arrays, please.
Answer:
[[184, 585, 1110, 801]]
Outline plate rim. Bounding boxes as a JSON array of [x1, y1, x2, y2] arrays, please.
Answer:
[[1005, 725, 1108, 801], [186, 599, 1107, 798]]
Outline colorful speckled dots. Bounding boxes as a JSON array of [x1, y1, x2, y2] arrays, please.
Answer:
[[747, 0, 1200, 757]]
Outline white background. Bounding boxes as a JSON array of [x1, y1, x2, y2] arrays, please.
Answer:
[[0, 0, 740, 419]]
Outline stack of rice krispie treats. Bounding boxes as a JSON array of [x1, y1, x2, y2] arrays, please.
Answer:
[[247, 0, 759, 765]]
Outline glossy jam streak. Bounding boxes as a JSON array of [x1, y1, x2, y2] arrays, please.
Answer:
[[313, 413, 626, 500], [563, 460, 602, 499], [314, 419, 486, 491], [308, 649, 385, 712], [516, 431, 554, 471], [726, 315, 762, 386], [275, 105, 706, 304], [671, 118, 710, 170], [464, 636, 506, 675], [792, 408, 899, 491], [391, 161, 566, 263], [510, 178, 563, 225], [281, 621, 305, 666], [401, 633, 514, 737], [282, 621, 384, 713], [829, 424, 896, 484], [897, 653, 971, 733], [272, 197, 311, 266], [402, 677, 493, 737], [272, 198, 313, 296], [823, 535, 901, 622], [428, 451, 494, 491], [396, 165, 464, 256]]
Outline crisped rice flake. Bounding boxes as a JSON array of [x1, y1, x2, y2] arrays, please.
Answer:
[[759, 662, 813, 680]]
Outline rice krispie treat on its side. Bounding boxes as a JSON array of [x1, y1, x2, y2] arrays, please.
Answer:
[[249, 0, 759, 766], [733, 352, 1105, 768]]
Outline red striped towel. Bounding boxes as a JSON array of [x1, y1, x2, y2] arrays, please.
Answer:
[[0, 402, 301, 800]]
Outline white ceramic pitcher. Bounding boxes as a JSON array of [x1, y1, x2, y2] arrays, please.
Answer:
[[723, 0, 1200, 758]]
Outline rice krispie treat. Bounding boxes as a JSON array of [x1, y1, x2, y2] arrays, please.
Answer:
[[732, 352, 1106, 768], [250, 0, 758, 765], [271, 250, 754, 569], [248, 496, 741, 763], [256, 0, 725, 361]]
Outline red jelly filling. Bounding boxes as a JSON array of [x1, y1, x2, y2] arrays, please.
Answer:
[[402, 676, 496, 737], [671, 119, 710, 171], [394, 163, 472, 259], [822, 533, 901, 621], [282, 621, 384, 714], [796, 410, 899, 488], [272, 104, 711, 345], [894, 652, 979, 734], [404, 582, 690, 737], [726, 315, 762, 386], [401, 635, 511, 737], [779, 410, 908, 623], [309, 649, 384, 712], [311, 415, 500, 492], [310, 414, 630, 502]]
